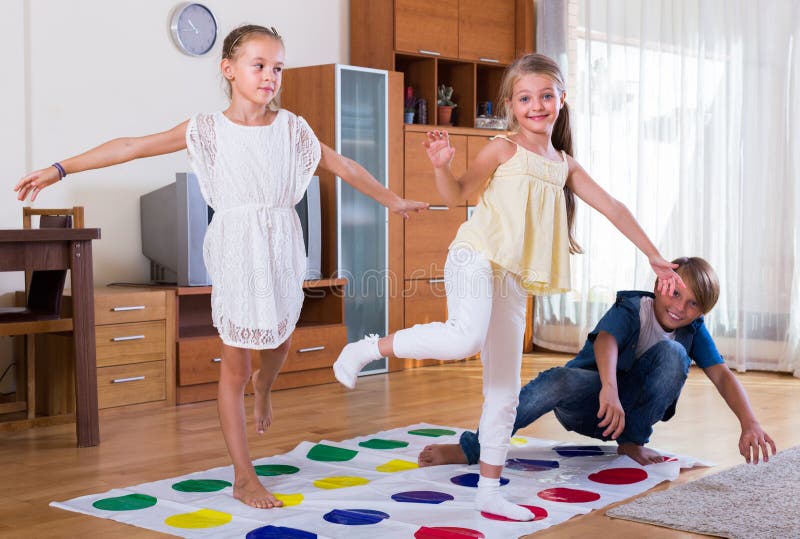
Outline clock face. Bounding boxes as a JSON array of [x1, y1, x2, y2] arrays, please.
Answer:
[[170, 3, 217, 56]]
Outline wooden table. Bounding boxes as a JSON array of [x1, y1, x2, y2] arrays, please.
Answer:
[[0, 228, 101, 447]]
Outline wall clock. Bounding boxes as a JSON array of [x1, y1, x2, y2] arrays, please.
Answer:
[[170, 3, 217, 56]]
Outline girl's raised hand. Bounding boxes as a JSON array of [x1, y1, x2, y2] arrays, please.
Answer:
[[650, 255, 687, 296], [423, 130, 456, 169], [389, 197, 429, 219], [14, 167, 61, 202]]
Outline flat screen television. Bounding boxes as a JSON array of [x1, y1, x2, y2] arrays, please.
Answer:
[[140, 172, 322, 286]]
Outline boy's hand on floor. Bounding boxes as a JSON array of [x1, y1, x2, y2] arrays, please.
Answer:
[[597, 386, 625, 439], [739, 423, 777, 464]]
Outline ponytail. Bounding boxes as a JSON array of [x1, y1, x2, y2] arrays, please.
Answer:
[[552, 103, 582, 254]]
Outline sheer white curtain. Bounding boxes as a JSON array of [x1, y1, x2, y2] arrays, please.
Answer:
[[534, 0, 800, 376]]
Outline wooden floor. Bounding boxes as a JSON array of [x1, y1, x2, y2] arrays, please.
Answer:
[[1, 353, 798, 538]]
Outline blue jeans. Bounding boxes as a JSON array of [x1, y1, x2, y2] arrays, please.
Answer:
[[459, 340, 691, 465]]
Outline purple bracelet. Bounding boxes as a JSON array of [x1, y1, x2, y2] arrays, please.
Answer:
[[52, 162, 67, 180]]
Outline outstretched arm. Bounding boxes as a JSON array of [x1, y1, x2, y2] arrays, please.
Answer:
[[14, 121, 189, 202], [703, 363, 777, 463], [566, 157, 685, 294], [318, 142, 427, 218]]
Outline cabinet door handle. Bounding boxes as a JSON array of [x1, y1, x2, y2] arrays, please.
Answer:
[[112, 335, 145, 342], [112, 305, 146, 312], [428, 278, 446, 284], [480, 57, 500, 63], [429, 205, 450, 211], [112, 376, 145, 384], [212, 358, 222, 363], [298, 346, 325, 353], [418, 49, 441, 56]]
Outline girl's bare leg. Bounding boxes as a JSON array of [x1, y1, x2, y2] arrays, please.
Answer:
[[252, 336, 291, 434], [217, 342, 282, 509]]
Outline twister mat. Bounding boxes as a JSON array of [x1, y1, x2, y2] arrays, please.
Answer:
[[51, 423, 711, 538]]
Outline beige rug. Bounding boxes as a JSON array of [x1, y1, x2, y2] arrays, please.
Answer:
[[608, 445, 800, 539]]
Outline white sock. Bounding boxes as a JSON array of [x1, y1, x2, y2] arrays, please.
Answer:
[[475, 476, 532, 521], [333, 334, 382, 389]]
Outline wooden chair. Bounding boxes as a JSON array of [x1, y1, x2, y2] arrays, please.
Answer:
[[0, 207, 83, 420]]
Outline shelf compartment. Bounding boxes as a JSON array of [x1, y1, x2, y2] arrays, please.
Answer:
[[437, 60, 476, 128]]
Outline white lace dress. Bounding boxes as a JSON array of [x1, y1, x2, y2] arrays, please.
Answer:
[[185, 109, 321, 349]]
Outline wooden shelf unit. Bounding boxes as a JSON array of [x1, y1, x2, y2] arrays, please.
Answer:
[[173, 279, 347, 404], [350, 0, 534, 128]]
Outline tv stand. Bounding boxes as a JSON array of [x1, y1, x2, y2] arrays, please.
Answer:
[[173, 278, 347, 404]]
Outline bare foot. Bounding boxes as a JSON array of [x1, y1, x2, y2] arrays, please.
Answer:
[[418, 444, 468, 467], [617, 443, 665, 465], [251, 370, 273, 435], [233, 476, 283, 509]]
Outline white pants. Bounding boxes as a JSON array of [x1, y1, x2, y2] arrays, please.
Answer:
[[393, 249, 528, 466]]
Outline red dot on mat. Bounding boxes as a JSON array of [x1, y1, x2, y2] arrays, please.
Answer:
[[481, 505, 547, 522], [537, 487, 601, 503], [588, 467, 648, 485], [414, 526, 485, 538]]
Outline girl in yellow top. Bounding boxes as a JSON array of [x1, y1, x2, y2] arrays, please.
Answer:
[[334, 53, 684, 521]]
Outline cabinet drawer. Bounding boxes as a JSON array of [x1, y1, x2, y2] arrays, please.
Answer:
[[97, 360, 166, 409], [404, 132, 467, 206], [95, 320, 166, 367], [404, 279, 448, 326], [405, 207, 467, 279], [178, 337, 223, 386], [95, 290, 167, 325], [284, 325, 347, 374]]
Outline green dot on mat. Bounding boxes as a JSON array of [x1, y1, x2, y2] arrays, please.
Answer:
[[359, 438, 410, 450], [92, 493, 157, 511], [408, 428, 457, 437], [255, 464, 300, 476], [306, 444, 358, 462], [171, 479, 232, 493]]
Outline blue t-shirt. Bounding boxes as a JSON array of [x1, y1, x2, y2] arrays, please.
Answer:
[[565, 290, 724, 372]]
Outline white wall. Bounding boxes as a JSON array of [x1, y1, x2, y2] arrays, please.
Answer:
[[0, 0, 349, 303]]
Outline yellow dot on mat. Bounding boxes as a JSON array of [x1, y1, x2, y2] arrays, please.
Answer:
[[313, 476, 370, 489], [376, 459, 419, 473], [274, 493, 304, 507], [511, 437, 529, 447], [164, 508, 232, 529]]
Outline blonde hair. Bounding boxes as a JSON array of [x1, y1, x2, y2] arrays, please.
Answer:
[[498, 53, 581, 254], [657, 257, 720, 314], [221, 25, 284, 111]]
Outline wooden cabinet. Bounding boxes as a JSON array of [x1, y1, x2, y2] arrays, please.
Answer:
[[404, 132, 468, 205], [395, 0, 459, 57], [174, 279, 347, 404], [459, 0, 517, 64], [36, 287, 176, 414], [404, 207, 466, 279], [351, 0, 534, 128]]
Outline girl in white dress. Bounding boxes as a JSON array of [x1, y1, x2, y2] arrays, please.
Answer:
[[14, 25, 426, 509]]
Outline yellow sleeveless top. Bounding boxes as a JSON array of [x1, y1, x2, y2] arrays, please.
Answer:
[[450, 135, 571, 295]]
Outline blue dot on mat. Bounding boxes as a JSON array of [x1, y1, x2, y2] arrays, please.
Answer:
[[323, 509, 390, 525], [450, 473, 509, 488], [246, 525, 317, 538], [553, 445, 605, 457], [505, 458, 561, 471], [391, 490, 455, 504]]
